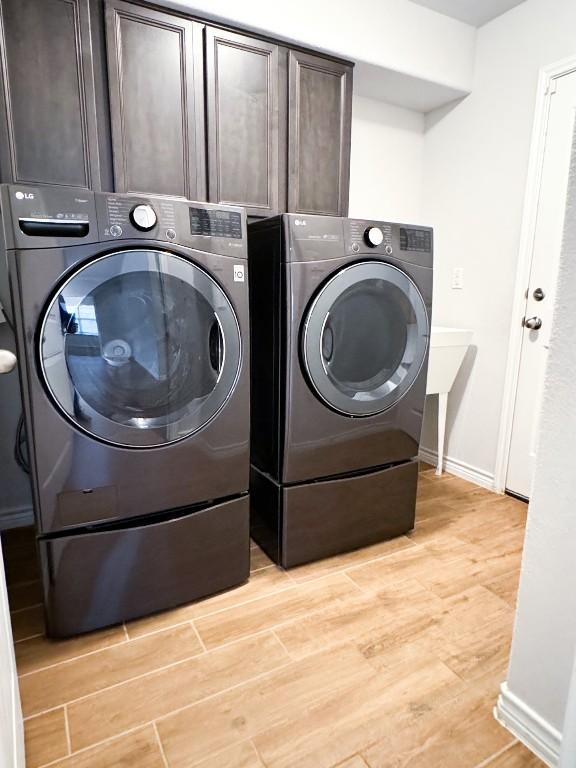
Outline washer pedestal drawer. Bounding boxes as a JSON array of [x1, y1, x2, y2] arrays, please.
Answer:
[[250, 461, 418, 569], [38, 494, 250, 638]]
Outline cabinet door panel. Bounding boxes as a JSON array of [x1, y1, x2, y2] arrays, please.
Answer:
[[105, 0, 205, 199], [206, 27, 283, 217], [288, 51, 352, 216], [0, 0, 103, 189]]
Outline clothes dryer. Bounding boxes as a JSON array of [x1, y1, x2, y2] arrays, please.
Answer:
[[249, 214, 432, 567]]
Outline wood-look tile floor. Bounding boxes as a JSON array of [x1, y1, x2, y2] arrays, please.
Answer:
[[2, 466, 545, 768]]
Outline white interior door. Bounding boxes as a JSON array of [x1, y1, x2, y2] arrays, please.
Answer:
[[0, 541, 25, 767], [507, 71, 576, 498]]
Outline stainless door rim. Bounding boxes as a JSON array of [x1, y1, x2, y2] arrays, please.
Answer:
[[38, 248, 243, 448], [301, 260, 429, 417]]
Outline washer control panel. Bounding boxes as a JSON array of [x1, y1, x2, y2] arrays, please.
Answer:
[[1, 184, 247, 258], [96, 193, 246, 257]]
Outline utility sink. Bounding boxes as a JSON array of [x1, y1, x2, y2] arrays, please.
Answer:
[[426, 326, 474, 395], [424, 326, 474, 475]]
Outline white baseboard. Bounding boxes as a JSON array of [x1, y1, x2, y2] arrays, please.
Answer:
[[495, 682, 561, 766], [418, 446, 497, 491], [0, 506, 34, 531]]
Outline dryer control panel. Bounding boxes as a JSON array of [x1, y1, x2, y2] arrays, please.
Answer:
[[344, 218, 433, 268]]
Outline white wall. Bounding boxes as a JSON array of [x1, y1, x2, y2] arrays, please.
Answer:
[[496, 132, 576, 765], [0, 541, 24, 767], [420, 0, 576, 482], [349, 96, 424, 223], [164, 0, 476, 97]]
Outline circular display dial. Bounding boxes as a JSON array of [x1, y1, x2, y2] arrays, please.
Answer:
[[130, 204, 157, 231], [364, 227, 384, 247]]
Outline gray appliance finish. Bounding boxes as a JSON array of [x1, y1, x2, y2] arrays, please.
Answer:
[[0, 183, 251, 636], [248, 214, 433, 567]]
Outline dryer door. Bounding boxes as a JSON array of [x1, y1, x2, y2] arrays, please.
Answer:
[[301, 261, 429, 416], [39, 249, 241, 447]]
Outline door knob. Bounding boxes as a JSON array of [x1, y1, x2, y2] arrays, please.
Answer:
[[524, 316, 542, 330], [0, 349, 17, 374]]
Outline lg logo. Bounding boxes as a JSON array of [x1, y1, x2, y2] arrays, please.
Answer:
[[15, 191, 34, 200]]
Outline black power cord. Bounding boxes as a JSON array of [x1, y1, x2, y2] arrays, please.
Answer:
[[14, 412, 29, 475]]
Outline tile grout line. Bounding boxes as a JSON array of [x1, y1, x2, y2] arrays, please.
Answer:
[[357, 751, 373, 768], [17, 622, 172, 679], [20, 540, 439, 675], [63, 704, 72, 756], [471, 739, 518, 768], [250, 563, 275, 575], [270, 628, 295, 660], [21, 638, 209, 719], [22, 576, 461, 721], [10, 602, 43, 615], [189, 620, 207, 653], [342, 570, 373, 595], [33, 724, 153, 768], [250, 736, 269, 767], [13, 631, 44, 644], [17, 634, 130, 677], [34, 657, 297, 763], [153, 721, 170, 768], [112, 574, 311, 643], [195, 586, 366, 653], [22, 628, 291, 720]]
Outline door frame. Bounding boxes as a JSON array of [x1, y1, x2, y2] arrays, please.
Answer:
[[495, 54, 576, 493]]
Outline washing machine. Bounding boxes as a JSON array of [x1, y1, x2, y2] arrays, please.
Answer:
[[0, 183, 250, 637], [249, 214, 432, 567]]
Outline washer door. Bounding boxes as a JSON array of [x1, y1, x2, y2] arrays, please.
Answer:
[[39, 249, 242, 447], [301, 261, 429, 416]]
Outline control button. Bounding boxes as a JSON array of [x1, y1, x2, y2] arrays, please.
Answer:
[[385, 245, 393, 255], [365, 227, 384, 247], [351, 243, 360, 253], [109, 224, 123, 238], [130, 204, 157, 231], [166, 228, 176, 240]]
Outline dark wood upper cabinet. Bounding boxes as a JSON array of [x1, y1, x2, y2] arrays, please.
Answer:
[[0, 0, 353, 214], [205, 27, 285, 217], [0, 0, 105, 189], [105, 0, 206, 199], [288, 50, 353, 216]]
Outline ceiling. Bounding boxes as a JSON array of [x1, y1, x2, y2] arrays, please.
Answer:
[[408, 0, 527, 27]]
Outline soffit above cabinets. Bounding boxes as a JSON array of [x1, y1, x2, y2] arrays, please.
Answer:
[[408, 0, 527, 27], [158, 0, 475, 113], [354, 62, 467, 113]]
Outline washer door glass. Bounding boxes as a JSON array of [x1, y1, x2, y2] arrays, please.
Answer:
[[39, 250, 242, 447], [301, 261, 429, 416]]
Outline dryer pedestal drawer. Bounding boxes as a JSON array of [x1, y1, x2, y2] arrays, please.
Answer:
[[38, 494, 250, 638], [250, 461, 418, 569]]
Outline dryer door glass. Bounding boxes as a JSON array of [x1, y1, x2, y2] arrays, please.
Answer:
[[39, 250, 242, 447], [302, 261, 429, 416]]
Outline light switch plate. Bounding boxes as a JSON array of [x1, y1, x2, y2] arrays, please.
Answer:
[[452, 267, 464, 289]]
